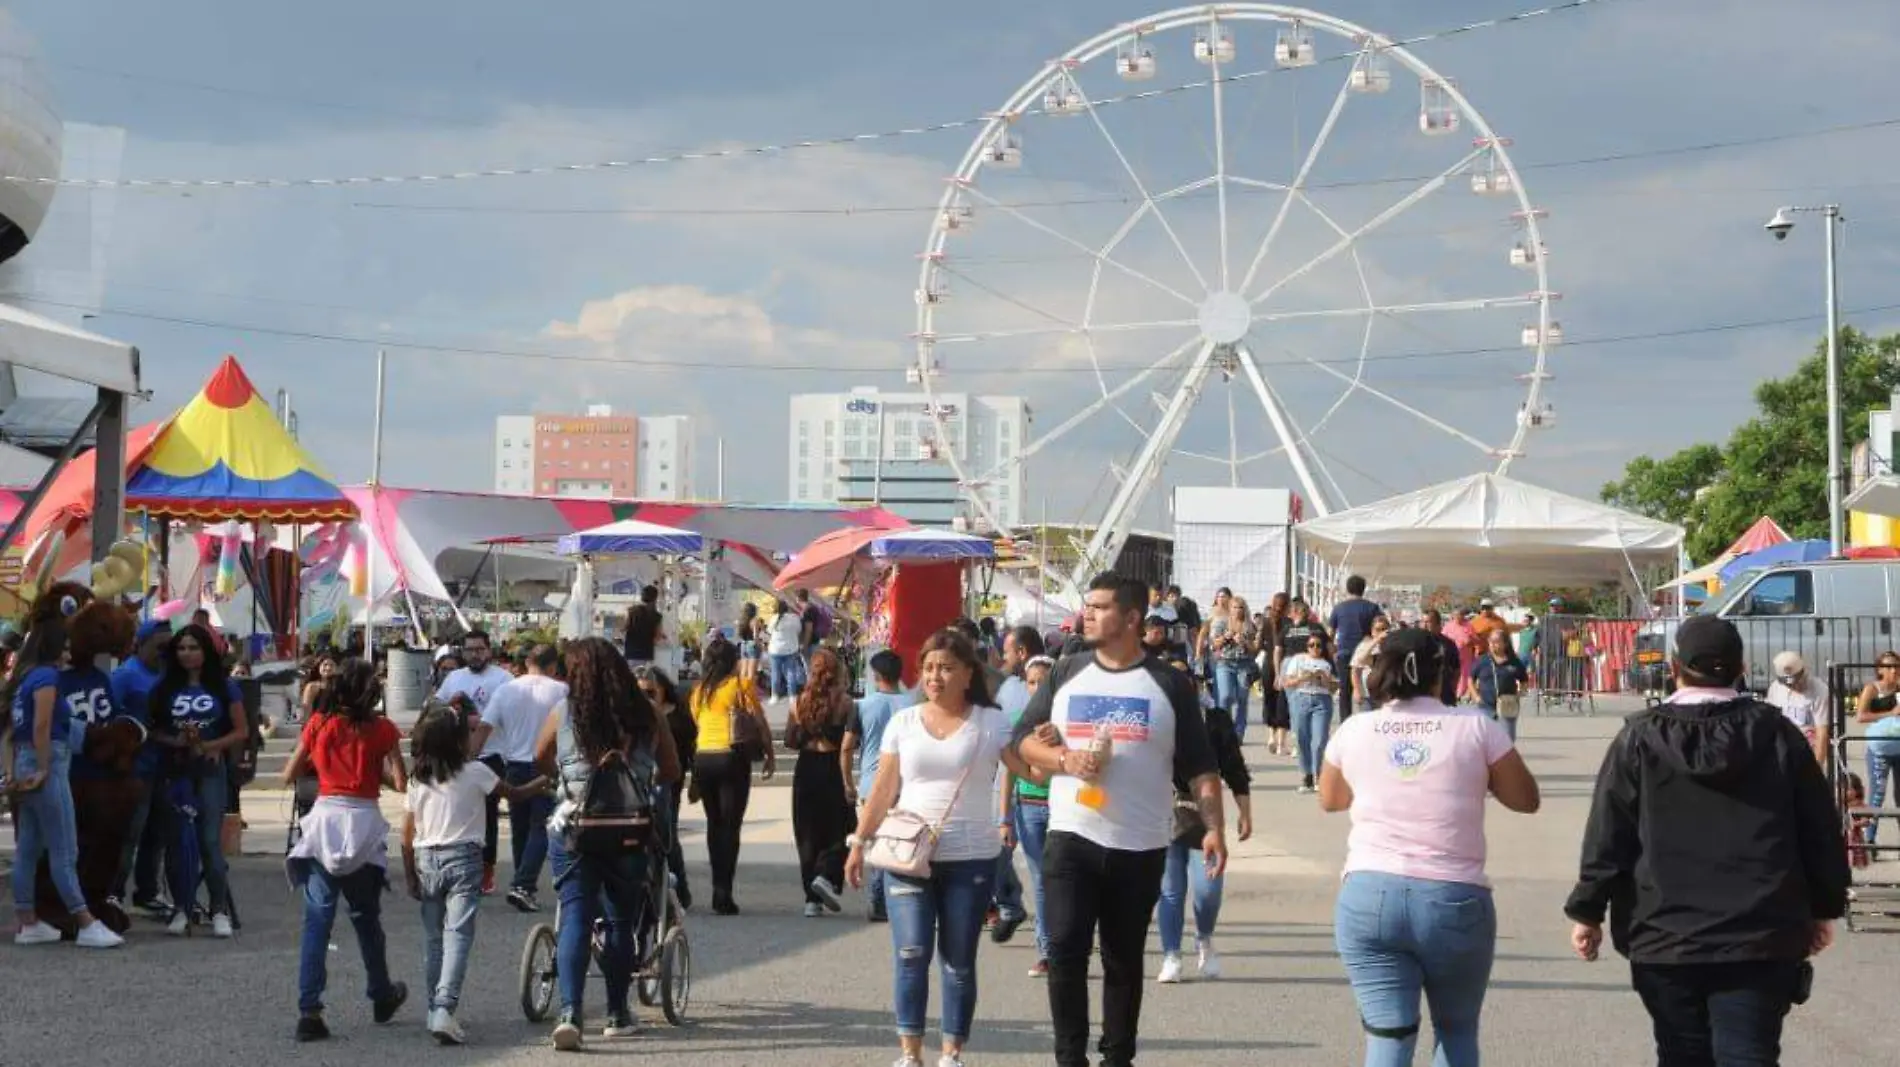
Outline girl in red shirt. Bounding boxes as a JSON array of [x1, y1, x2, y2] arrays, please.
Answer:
[[282, 658, 408, 1043]]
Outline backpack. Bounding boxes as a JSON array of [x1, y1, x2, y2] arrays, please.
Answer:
[[809, 604, 833, 643], [565, 740, 657, 856]]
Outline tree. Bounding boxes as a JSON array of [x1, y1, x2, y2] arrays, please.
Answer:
[[1600, 328, 1900, 561]]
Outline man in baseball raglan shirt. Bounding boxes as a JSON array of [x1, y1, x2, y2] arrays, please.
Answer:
[[1014, 573, 1227, 1067], [434, 629, 514, 894]]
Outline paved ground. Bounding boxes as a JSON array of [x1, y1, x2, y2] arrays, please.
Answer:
[[4, 700, 1893, 1065]]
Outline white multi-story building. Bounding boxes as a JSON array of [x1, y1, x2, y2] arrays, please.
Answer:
[[787, 388, 1029, 528], [493, 405, 694, 500], [638, 415, 694, 502]]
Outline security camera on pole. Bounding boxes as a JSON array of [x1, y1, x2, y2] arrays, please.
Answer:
[[1765, 204, 1845, 553]]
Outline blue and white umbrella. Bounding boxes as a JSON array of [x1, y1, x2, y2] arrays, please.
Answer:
[[555, 519, 705, 557], [865, 528, 996, 562]]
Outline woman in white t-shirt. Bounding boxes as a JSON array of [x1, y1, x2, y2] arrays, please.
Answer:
[[1318, 629, 1541, 1067], [400, 703, 548, 1045], [766, 600, 807, 702], [1280, 633, 1340, 794], [845, 629, 1031, 1067]]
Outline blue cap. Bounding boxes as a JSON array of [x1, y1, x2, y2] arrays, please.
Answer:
[[135, 619, 170, 644]]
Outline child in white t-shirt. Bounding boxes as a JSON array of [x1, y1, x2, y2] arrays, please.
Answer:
[[401, 703, 548, 1045]]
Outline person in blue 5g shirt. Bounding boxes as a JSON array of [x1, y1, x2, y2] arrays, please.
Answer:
[[8, 626, 125, 949], [150, 622, 249, 938], [111, 619, 173, 909]]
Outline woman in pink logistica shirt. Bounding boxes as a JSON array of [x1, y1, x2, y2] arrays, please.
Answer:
[[1317, 627, 1541, 1067]]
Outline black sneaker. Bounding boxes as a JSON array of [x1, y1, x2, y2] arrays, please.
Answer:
[[295, 1014, 330, 1043], [711, 897, 740, 916], [507, 887, 540, 914], [868, 908, 889, 924], [372, 981, 408, 1024], [132, 896, 168, 919], [602, 1009, 643, 1038], [991, 913, 1025, 944]]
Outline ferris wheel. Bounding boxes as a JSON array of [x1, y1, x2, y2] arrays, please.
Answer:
[[912, 3, 1558, 591]]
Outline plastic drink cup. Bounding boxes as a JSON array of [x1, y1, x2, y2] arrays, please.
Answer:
[[1076, 723, 1114, 810]]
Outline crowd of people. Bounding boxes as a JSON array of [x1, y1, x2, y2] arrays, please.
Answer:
[[3, 569, 1867, 1065]]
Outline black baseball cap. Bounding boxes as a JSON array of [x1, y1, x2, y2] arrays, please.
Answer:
[[1674, 615, 1744, 682], [1144, 614, 1169, 632]]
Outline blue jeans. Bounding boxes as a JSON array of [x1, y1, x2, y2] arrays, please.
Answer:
[[769, 653, 804, 700], [165, 763, 232, 915], [297, 864, 397, 1015], [887, 856, 992, 1042], [994, 839, 1025, 923], [1157, 838, 1224, 955], [1214, 662, 1250, 743], [1292, 691, 1334, 779], [505, 761, 551, 892], [549, 835, 647, 1021], [10, 743, 85, 915], [857, 802, 888, 916], [418, 842, 484, 1013], [1014, 801, 1052, 960], [112, 778, 154, 901], [1868, 739, 1900, 843], [1335, 871, 1496, 1067]]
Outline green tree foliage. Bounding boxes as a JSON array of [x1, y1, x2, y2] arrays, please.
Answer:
[[1600, 329, 1900, 561]]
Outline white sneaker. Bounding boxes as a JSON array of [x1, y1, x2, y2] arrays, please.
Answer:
[[1156, 952, 1184, 984], [938, 1054, 966, 1067], [1197, 938, 1222, 979], [74, 922, 124, 949], [13, 921, 61, 946], [803, 902, 823, 918], [428, 1008, 467, 1046], [167, 912, 189, 937], [211, 913, 234, 939]]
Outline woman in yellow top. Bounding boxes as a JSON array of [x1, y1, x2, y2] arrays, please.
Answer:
[[690, 637, 775, 915]]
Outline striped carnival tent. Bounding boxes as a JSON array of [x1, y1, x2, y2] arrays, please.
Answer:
[[126, 355, 355, 522]]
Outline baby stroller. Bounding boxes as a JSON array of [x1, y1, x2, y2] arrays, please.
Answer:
[[519, 788, 692, 1026]]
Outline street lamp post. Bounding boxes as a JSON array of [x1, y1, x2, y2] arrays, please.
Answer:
[[1766, 204, 1846, 553]]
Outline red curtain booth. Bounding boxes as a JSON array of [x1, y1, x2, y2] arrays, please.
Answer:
[[885, 562, 964, 687]]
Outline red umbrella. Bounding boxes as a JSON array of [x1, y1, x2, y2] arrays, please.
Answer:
[[774, 526, 885, 591]]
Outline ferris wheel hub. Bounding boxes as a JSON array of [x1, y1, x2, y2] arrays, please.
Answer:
[[1196, 291, 1252, 345]]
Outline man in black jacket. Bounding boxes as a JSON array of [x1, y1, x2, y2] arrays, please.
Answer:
[[1564, 615, 1849, 1065]]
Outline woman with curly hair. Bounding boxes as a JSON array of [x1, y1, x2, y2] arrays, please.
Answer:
[[532, 637, 681, 1050], [282, 657, 408, 1043], [787, 646, 855, 916]]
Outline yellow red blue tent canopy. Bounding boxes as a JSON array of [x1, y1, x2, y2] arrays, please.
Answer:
[[126, 355, 354, 522]]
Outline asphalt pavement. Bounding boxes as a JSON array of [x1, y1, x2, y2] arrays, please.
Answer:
[[3, 699, 1893, 1065]]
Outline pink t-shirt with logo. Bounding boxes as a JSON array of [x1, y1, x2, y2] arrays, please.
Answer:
[[1324, 697, 1515, 887]]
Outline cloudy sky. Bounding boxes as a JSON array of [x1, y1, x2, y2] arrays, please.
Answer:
[[6, 0, 1900, 532]]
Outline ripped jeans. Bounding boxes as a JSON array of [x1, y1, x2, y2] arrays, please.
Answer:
[[886, 856, 993, 1043]]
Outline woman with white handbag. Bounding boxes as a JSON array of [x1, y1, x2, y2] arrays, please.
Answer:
[[845, 629, 1033, 1067]]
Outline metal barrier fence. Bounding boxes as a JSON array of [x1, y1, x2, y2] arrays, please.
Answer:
[[1533, 613, 1900, 706], [1826, 662, 1900, 931]]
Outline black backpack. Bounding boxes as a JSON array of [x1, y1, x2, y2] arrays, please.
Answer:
[[567, 742, 656, 856]]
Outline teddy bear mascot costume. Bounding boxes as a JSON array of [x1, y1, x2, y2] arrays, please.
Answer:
[[6, 539, 148, 935]]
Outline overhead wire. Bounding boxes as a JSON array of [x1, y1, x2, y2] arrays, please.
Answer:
[[10, 292, 1896, 375]]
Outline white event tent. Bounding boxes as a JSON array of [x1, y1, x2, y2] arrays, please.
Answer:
[[1295, 473, 1685, 588]]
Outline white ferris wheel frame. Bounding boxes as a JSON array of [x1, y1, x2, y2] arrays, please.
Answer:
[[914, 3, 1555, 593]]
